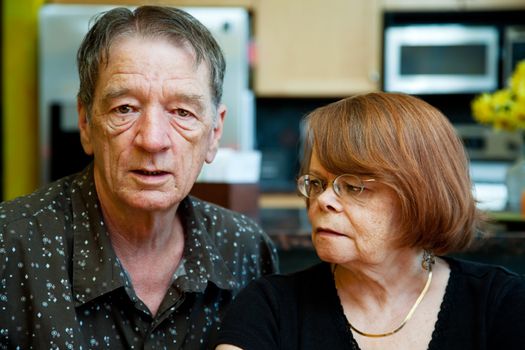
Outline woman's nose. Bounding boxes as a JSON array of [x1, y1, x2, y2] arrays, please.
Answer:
[[315, 185, 344, 212]]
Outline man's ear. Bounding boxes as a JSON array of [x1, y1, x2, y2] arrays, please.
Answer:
[[205, 104, 226, 164], [78, 99, 94, 156]]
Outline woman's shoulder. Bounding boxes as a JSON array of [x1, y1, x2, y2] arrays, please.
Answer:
[[443, 256, 525, 296], [437, 257, 525, 347], [445, 256, 523, 278]]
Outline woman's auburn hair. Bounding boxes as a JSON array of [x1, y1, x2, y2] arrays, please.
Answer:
[[300, 92, 483, 255]]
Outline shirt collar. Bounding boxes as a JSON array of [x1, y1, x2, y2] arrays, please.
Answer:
[[170, 197, 237, 293], [70, 166, 128, 307], [70, 166, 236, 307]]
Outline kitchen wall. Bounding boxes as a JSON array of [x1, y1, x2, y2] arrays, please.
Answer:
[[256, 97, 338, 192], [255, 93, 490, 194], [2, 0, 44, 200], [3, 0, 525, 200], [0, 3, 3, 200]]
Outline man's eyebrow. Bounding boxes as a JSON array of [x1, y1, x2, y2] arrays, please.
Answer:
[[99, 88, 209, 114], [100, 87, 131, 107], [170, 93, 207, 114]]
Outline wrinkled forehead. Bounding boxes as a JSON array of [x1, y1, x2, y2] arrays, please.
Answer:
[[102, 36, 211, 87], [101, 33, 201, 68]]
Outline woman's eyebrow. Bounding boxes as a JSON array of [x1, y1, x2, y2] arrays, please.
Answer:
[[308, 170, 326, 178]]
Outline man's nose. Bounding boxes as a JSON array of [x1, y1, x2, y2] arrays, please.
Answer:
[[134, 107, 171, 152]]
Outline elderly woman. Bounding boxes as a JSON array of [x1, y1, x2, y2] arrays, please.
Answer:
[[215, 92, 525, 350]]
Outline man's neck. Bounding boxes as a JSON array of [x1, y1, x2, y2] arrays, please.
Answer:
[[100, 200, 186, 317]]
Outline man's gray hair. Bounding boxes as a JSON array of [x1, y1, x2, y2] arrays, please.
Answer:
[[77, 6, 226, 118]]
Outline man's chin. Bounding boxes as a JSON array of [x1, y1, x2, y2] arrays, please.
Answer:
[[122, 192, 181, 212]]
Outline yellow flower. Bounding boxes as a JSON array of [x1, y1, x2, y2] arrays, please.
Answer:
[[471, 93, 495, 124], [472, 59, 525, 132], [493, 113, 517, 131], [492, 89, 513, 110], [511, 99, 525, 130], [510, 60, 525, 99]]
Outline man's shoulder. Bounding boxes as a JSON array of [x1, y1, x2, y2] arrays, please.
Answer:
[[187, 196, 264, 235], [0, 173, 79, 226], [185, 196, 279, 277], [0, 173, 81, 276]]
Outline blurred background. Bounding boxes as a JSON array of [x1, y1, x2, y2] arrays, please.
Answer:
[[3, 0, 525, 273]]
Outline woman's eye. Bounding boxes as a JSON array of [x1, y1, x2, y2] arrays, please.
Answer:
[[351, 185, 363, 193], [310, 179, 324, 191], [347, 183, 363, 192], [311, 180, 322, 187]]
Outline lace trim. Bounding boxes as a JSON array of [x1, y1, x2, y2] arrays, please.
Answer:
[[427, 257, 456, 350], [327, 264, 361, 349], [335, 258, 455, 350]]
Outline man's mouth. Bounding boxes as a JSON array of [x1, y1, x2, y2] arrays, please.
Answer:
[[133, 170, 168, 176]]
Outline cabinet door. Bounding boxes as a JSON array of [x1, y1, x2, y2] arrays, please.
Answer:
[[381, 0, 465, 11], [48, 0, 255, 6], [465, 0, 525, 9], [382, 0, 525, 10], [254, 0, 380, 96]]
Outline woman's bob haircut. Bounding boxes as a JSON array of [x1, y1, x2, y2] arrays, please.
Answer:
[[300, 92, 483, 255]]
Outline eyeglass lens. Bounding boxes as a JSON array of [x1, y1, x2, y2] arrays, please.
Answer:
[[297, 174, 365, 200]]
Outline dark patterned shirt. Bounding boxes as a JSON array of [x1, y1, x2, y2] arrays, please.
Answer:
[[0, 165, 279, 349]]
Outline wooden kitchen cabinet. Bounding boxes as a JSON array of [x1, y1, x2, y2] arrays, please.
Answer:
[[382, 0, 525, 11], [464, 0, 525, 10], [47, 0, 255, 9], [382, 0, 466, 10], [253, 0, 381, 97]]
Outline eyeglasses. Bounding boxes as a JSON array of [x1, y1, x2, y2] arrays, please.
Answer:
[[297, 173, 376, 203]]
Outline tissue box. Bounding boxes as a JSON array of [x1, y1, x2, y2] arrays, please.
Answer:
[[197, 148, 261, 183], [192, 148, 262, 219]]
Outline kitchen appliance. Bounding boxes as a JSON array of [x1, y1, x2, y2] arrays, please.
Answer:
[[383, 10, 525, 95], [382, 11, 525, 211], [505, 26, 525, 84], [38, 4, 254, 184], [456, 124, 522, 211], [384, 24, 498, 94]]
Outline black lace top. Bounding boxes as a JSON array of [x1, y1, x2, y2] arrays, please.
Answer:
[[216, 257, 525, 350]]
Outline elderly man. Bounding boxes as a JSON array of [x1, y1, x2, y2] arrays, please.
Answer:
[[0, 6, 278, 349]]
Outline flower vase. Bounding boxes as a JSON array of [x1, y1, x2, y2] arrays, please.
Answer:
[[505, 135, 525, 215]]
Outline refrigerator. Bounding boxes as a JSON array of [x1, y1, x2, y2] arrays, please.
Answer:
[[38, 4, 255, 184]]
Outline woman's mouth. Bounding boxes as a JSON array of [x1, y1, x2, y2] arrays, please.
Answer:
[[315, 227, 345, 237]]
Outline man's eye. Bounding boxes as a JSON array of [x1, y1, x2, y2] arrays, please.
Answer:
[[173, 108, 194, 118], [115, 105, 133, 114]]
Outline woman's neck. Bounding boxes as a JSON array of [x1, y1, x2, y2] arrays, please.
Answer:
[[333, 248, 428, 308]]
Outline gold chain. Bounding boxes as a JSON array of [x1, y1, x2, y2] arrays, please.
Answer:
[[347, 267, 433, 338]]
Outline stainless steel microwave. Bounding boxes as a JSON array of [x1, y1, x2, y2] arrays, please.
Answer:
[[384, 24, 499, 94]]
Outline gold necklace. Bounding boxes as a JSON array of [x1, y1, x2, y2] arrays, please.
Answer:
[[345, 254, 434, 338]]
